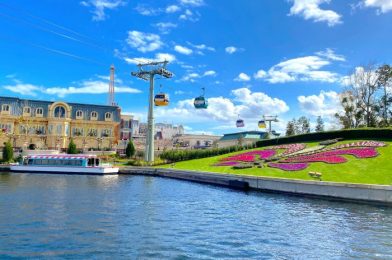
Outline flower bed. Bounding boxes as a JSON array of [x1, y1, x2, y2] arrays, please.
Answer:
[[214, 140, 384, 172], [270, 143, 306, 156], [221, 149, 276, 163], [268, 163, 308, 171]]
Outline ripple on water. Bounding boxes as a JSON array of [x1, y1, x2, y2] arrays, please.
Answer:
[[0, 173, 392, 259]]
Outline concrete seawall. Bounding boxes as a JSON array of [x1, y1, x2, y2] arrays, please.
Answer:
[[120, 167, 392, 205]]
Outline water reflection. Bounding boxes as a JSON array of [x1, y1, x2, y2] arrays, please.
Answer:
[[0, 172, 391, 259]]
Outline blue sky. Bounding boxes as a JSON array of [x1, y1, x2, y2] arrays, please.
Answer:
[[0, 0, 392, 135]]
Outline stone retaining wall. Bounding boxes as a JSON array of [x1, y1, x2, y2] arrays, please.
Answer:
[[121, 167, 392, 205]]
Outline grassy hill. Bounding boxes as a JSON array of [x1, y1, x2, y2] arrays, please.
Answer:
[[159, 140, 392, 185]]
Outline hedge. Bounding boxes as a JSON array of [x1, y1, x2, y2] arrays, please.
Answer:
[[160, 143, 256, 163], [161, 128, 392, 163], [255, 128, 392, 148]]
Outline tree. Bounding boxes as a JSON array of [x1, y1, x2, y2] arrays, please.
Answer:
[[285, 120, 296, 136], [125, 140, 135, 158], [335, 91, 364, 129], [2, 141, 13, 162], [376, 64, 392, 126], [297, 116, 311, 134], [67, 138, 78, 154], [315, 116, 325, 132], [345, 65, 380, 127]]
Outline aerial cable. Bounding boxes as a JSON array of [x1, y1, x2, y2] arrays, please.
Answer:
[[0, 11, 106, 51], [0, 33, 106, 66]]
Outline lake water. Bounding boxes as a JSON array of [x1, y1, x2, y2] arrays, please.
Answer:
[[1, 172, 392, 259]]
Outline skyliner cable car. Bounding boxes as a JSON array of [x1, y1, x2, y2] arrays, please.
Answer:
[[236, 115, 244, 127], [154, 85, 169, 106], [194, 87, 208, 109], [258, 119, 266, 129]]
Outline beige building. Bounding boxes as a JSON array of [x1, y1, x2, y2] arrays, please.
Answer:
[[0, 96, 121, 151]]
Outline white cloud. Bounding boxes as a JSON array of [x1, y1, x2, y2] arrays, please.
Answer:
[[179, 9, 200, 21], [134, 4, 160, 16], [2, 78, 141, 98], [154, 87, 289, 124], [154, 22, 177, 34], [316, 48, 345, 61], [4, 83, 42, 97], [288, 0, 342, 26], [175, 90, 185, 95], [298, 90, 341, 117], [363, 0, 392, 13], [181, 70, 216, 81], [126, 31, 163, 53], [203, 70, 216, 76], [124, 53, 176, 64], [234, 73, 251, 82], [225, 46, 237, 54], [174, 45, 193, 55], [45, 80, 141, 97], [166, 5, 181, 13], [254, 49, 344, 83], [254, 69, 267, 79], [187, 42, 215, 54], [179, 0, 205, 7], [80, 0, 125, 21]]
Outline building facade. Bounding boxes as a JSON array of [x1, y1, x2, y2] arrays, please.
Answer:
[[0, 96, 121, 150], [218, 131, 268, 148]]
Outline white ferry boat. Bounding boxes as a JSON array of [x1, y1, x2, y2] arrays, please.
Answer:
[[10, 154, 119, 175]]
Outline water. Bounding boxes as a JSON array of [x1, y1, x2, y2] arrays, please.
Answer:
[[1, 172, 392, 259]]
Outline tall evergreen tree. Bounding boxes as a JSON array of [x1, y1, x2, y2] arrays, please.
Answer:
[[67, 138, 78, 154], [297, 116, 311, 134], [2, 141, 13, 162], [126, 140, 136, 158], [285, 120, 296, 136], [315, 116, 325, 132]]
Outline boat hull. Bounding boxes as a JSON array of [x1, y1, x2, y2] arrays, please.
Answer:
[[10, 165, 119, 175]]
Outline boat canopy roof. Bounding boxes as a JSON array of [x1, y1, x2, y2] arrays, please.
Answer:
[[26, 154, 97, 159]]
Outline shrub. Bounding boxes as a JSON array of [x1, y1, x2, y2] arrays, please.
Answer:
[[67, 138, 78, 154], [125, 140, 136, 158], [2, 141, 13, 163]]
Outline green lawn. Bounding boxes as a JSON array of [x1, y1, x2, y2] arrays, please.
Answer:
[[158, 140, 392, 185]]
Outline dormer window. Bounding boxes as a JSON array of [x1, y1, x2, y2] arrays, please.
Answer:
[[76, 110, 83, 119], [91, 111, 98, 120], [54, 106, 66, 118], [23, 107, 31, 116], [105, 112, 112, 121], [35, 108, 43, 117], [1, 104, 10, 113]]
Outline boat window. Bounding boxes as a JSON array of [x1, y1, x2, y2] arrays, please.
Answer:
[[41, 159, 48, 165], [88, 158, 94, 167], [28, 159, 33, 165], [95, 159, 100, 166]]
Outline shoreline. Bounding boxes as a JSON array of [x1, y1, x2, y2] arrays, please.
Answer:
[[2, 165, 391, 205], [120, 167, 392, 206]]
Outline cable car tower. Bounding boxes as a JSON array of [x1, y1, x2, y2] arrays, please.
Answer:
[[131, 60, 173, 163], [263, 115, 278, 134]]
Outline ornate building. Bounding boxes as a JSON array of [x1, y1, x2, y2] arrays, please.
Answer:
[[0, 96, 121, 150]]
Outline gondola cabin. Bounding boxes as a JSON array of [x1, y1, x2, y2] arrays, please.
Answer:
[[154, 93, 169, 106], [236, 119, 245, 127], [258, 120, 266, 129], [194, 96, 208, 109]]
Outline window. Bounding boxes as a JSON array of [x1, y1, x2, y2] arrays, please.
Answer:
[[1, 104, 10, 112], [91, 111, 98, 120], [36, 108, 43, 117], [76, 110, 83, 119], [54, 106, 66, 118], [101, 129, 111, 137], [23, 107, 31, 115], [105, 112, 112, 120]]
